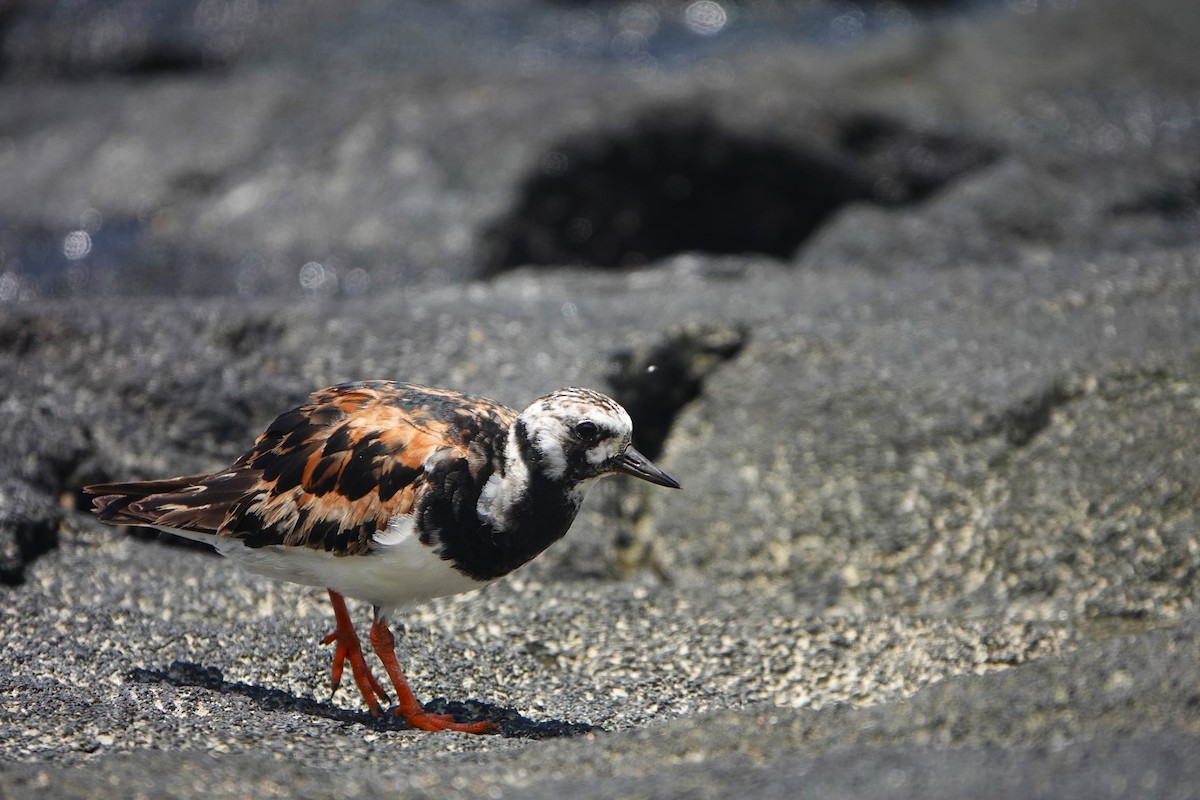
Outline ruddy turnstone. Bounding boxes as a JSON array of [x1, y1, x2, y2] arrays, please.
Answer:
[[86, 381, 678, 734]]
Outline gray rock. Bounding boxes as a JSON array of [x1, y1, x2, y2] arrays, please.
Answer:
[[0, 478, 60, 585], [4, 0, 1196, 298], [0, 520, 1072, 767], [646, 248, 1200, 618], [801, 152, 1200, 271], [3, 0, 1200, 796]]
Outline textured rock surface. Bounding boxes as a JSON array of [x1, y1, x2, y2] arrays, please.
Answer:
[[648, 250, 1200, 618], [3, 0, 1200, 796]]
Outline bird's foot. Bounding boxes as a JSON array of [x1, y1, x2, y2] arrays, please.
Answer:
[[369, 617, 497, 734], [324, 590, 390, 711], [400, 709, 499, 734]]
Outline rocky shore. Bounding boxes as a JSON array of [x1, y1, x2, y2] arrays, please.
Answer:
[[3, 0, 1199, 796]]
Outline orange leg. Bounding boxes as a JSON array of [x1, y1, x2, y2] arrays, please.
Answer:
[[322, 589, 390, 715], [368, 617, 497, 734]]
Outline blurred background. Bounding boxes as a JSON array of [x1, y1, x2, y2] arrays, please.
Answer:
[[3, 0, 1200, 611], [5, 2, 1200, 790], [0, 0, 1129, 301]]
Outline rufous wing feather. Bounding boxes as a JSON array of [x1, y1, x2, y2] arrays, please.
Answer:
[[89, 382, 516, 557]]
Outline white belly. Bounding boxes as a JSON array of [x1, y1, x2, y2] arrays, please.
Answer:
[[155, 517, 488, 616]]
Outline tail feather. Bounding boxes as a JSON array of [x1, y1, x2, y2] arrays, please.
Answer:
[[85, 472, 251, 535], [85, 475, 210, 498]]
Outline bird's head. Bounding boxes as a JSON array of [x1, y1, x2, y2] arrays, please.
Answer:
[[514, 388, 679, 490]]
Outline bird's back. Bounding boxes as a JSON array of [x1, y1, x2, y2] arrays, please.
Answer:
[[87, 381, 518, 557]]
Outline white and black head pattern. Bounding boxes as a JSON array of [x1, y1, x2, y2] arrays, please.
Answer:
[[476, 387, 678, 537], [518, 388, 635, 486]]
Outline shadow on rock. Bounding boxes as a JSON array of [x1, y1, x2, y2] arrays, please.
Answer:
[[128, 660, 601, 739]]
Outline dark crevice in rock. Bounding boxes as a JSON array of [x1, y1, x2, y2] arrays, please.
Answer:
[[0, 2, 243, 78], [0, 311, 73, 357], [483, 114, 867, 271], [1109, 175, 1200, 219], [2, 411, 108, 584], [603, 323, 746, 577], [974, 367, 1184, 478], [171, 170, 225, 196], [117, 46, 212, 77], [0, 479, 61, 586], [838, 112, 1002, 204], [53, 439, 107, 515], [1, 468, 86, 587], [607, 322, 748, 461], [982, 381, 1082, 450], [482, 109, 999, 273], [212, 315, 287, 357]]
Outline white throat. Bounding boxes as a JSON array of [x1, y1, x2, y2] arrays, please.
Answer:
[[476, 425, 532, 533]]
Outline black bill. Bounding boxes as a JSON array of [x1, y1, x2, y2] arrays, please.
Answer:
[[611, 445, 681, 489]]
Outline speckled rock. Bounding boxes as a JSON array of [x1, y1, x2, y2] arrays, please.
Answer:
[[644, 248, 1200, 619], [4, 0, 1200, 796]]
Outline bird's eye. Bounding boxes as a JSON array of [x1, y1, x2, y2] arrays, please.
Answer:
[[574, 420, 600, 443]]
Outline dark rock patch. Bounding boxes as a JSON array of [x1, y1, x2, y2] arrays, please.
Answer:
[[980, 378, 1083, 449], [608, 321, 747, 460], [483, 112, 869, 271], [0, 478, 61, 586], [483, 110, 997, 272], [0, 0, 251, 78], [838, 112, 1001, 205]]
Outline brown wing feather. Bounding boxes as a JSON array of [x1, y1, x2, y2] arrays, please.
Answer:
[[87, 473, 233, 532], [89, 382, 518, 557]]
